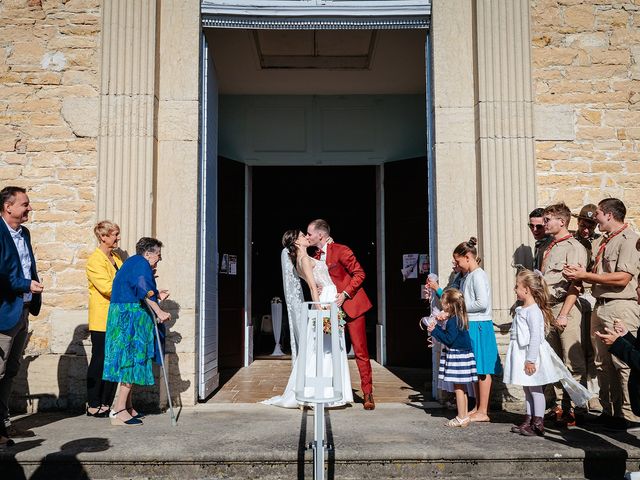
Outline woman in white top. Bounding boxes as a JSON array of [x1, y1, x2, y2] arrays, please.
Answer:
[[453, 237, 502, 423]]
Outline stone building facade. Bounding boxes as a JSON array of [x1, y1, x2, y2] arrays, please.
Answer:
[[1, 0, 103, 409], [532, 0, 640, 222], [0, 0, 638, 410]]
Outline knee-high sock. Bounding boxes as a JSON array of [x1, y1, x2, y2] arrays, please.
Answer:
[[524, 385, 545, 417], [524, 387, 533, 416]]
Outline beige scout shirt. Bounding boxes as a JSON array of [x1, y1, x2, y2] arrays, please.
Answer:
[[542, 237, 588, 304], [591, 227, 640, 300]]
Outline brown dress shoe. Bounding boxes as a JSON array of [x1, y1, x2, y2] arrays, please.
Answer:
[[363, 393, 375, 410], [544, 406, 562, 422]]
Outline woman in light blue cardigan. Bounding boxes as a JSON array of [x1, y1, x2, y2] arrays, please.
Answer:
[[453, 237, 502, 423]]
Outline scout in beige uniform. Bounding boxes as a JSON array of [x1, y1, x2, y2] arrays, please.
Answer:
[[571, 203, 601, 411], [541, 203, 588, 425], [564, 198, 640, 429]]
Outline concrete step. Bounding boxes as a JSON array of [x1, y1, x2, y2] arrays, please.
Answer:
[[2, 405, 640, 480], [3, 460, 606, 479]]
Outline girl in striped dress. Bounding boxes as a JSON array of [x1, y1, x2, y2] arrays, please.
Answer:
[[428, 289, 478, 428]]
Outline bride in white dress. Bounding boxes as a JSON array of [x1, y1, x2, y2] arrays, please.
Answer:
[[262, 230, 353, 408]]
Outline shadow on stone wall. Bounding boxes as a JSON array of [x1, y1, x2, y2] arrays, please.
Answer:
[[11, 300, 191, 414], [11, 331, 56, 414], [12, 325, 91, 413], [512, 243, 534, 272], [57, 325, 90, 410]]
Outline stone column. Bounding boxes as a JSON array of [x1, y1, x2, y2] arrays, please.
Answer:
[[97, 0, 157, 252], [476, 0, 536, 323], [433, 0, 536, 406], [431, 0, 480, 277], [96, 0, 200, 406], [154, 0, 201, 406]]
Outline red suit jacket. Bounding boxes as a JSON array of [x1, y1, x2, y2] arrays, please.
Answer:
[[323, 242, 372, 319]]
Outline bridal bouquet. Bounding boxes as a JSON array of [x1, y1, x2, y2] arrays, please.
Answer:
[[321, 308, 347, 334]]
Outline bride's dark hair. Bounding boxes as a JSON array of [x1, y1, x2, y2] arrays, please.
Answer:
[[282, 229, 302, 265]]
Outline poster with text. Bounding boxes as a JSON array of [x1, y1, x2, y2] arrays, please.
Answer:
[[401, 253, 419, 280]]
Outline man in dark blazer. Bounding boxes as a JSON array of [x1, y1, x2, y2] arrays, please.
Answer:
[[0, 186, 43, 445]]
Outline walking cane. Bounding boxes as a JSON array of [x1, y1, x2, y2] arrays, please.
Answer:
[[150, 307, 177, 426]]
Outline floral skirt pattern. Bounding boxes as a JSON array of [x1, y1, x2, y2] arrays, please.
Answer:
[[103, 302, 155, 386]]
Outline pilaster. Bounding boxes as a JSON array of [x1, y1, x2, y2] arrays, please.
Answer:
[[97, 0, 157, 253], [431, 0, 480, 279], [476, 0, 537, 323], [154, 0, 202, 406]]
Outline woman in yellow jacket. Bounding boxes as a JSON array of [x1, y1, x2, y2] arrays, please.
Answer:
[[86, 220, 123, 417]]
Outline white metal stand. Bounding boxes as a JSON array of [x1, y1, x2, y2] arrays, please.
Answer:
[[295, 302, 343, 480]]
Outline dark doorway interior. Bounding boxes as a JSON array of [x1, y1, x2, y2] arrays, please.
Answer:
[[218, 157, 246, 369], [251, 166, 377, 358], [384, 157, 429, 368]]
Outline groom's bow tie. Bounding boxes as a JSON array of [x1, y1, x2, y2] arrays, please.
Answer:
[[313, 248, 322, 260]]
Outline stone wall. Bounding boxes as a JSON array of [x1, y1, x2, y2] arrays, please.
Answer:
[[531, 0, 640, 224], [1, 0, 200, 412], [0, 0, 102, 410]]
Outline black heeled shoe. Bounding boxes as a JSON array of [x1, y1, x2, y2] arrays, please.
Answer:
[[110, 409, 143, 426], [86, 406, 110, 418], [128, 409, 145, 420]]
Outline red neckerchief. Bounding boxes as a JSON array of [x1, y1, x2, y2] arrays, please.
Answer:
[[591, 223, 628, 273], [541, 234, 573, 272]]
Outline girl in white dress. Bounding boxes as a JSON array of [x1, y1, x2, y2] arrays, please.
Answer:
[[504, 269, 592, 436], [262, 230, 353, 408]]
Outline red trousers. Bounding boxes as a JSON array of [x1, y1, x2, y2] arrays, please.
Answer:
[[345, 314, 373, 395]]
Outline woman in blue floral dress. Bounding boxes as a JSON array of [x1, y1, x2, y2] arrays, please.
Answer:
[[103, 237, 171, 426]]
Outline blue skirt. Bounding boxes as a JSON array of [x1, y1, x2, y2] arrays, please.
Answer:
[[103, 303, 155, 386], [468, 320, 502, 375], [438, 346, 477, 384]]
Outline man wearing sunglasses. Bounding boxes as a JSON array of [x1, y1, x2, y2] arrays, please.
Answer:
[[528, 207, 551, 270]]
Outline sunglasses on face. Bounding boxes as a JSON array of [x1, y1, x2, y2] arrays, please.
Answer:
[[528, 223, 545, 231]]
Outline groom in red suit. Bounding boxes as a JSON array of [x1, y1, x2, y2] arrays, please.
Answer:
[[306, 219, 375, 410]]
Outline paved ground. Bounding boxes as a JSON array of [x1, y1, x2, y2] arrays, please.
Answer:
[[3, 402, 640, 479], [3, 360, 640, 478]]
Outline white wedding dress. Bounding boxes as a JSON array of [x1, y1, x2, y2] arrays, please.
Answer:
[[262, 253, 353, 408]]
